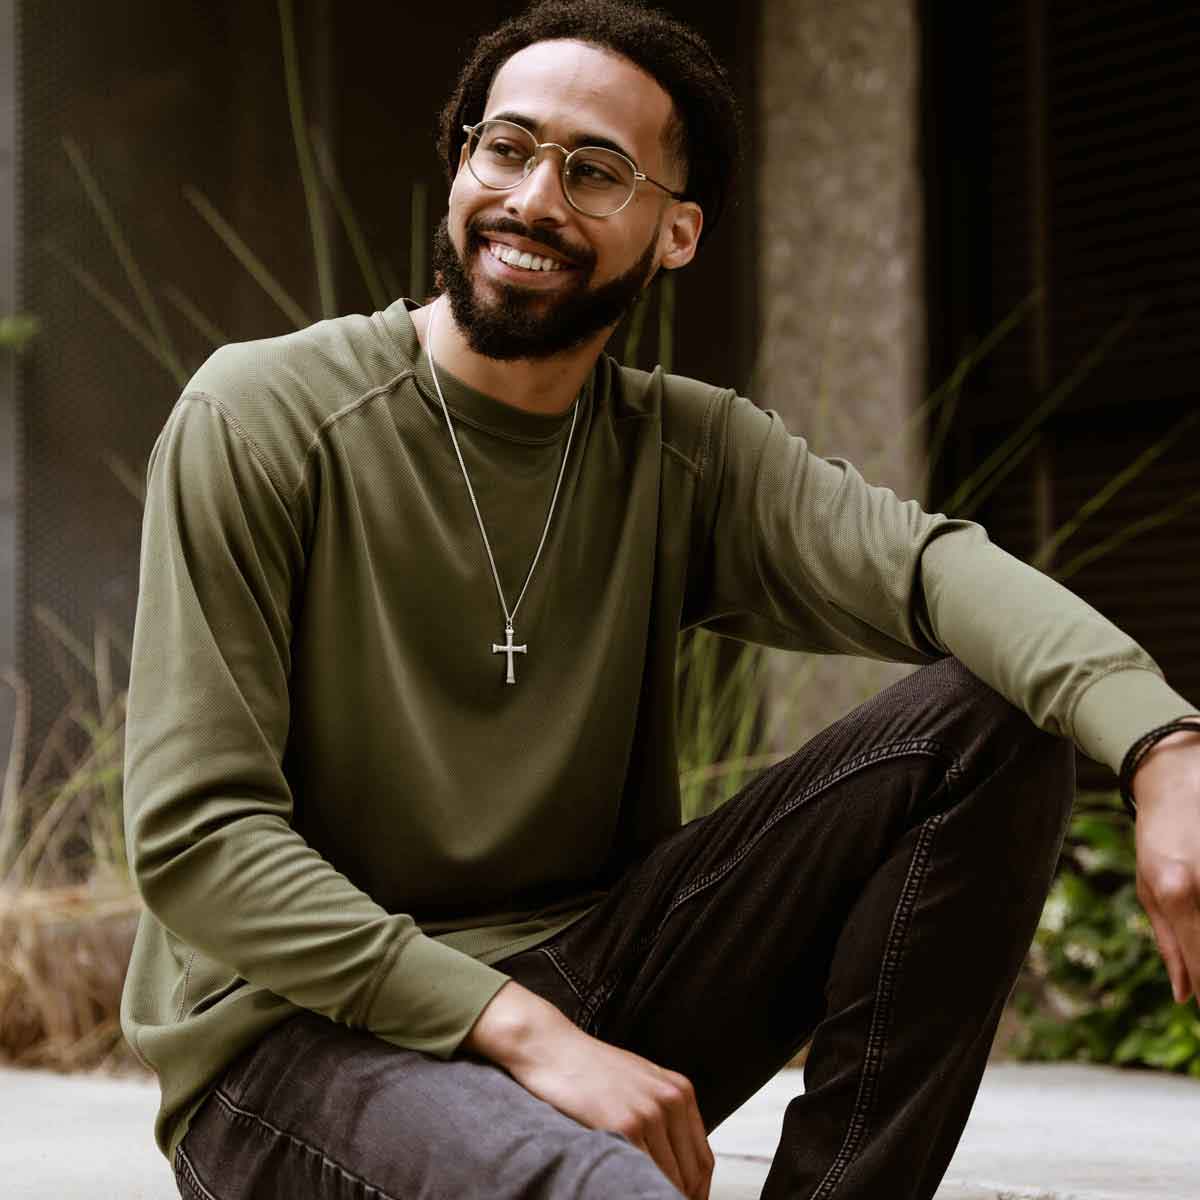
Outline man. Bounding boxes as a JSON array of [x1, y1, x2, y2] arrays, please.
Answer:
[[120, 3, 1200, 1198]]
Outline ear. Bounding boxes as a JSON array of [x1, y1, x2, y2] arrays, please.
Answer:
[[658, 201, 703, 271]]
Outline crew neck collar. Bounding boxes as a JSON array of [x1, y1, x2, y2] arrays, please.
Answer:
[[382, 298, 588, 444]]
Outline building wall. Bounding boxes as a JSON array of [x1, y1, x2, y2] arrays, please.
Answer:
[[758, 0, 927, 747]]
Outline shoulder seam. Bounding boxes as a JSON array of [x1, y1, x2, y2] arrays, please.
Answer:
[[697, 388, 728, 480], [183, 392, 292, 507], [292, 369, 415, 507]]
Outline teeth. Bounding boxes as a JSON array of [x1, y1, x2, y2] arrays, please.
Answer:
[[489, 242, 563, 272]]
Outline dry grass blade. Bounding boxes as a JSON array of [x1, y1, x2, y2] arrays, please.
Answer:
[[1031, 407, 1200, 571], [0, 670, 31, 878], [33, 605, 97, 679], [163, 284, 229, 350], [278, 0, 336, 317], [860, 290, 1042, 483], [101, 450, 147, 508], [61, 137, 186, 382], [944, 302, 1143, 516], [956, 432, 1043, 521], [1054, 486, 1200, 585], [0, 882, 142, 1072], [311, 127, 389, 311], [183, 185, 312, 330], [43, 241, 186, 384]]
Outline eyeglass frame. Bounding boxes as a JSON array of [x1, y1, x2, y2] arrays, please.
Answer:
[[460, 120, 687, 218]]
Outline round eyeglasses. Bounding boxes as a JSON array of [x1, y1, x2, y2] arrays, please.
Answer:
[[461, 120, 686, 218]]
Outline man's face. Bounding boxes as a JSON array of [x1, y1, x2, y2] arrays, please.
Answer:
[[434, 39, 689, 361]]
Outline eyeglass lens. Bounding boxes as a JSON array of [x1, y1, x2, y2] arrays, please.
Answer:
[[468, 120, 636, 217]]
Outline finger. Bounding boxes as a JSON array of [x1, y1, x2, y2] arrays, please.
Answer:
[[1142, 887, 1192, 1003], [1145, 859, 1200, 1002], [664, 1084, 713, 1199], [642, 1120, 687, 1196]]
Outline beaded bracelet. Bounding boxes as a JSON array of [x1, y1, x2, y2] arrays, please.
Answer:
[[1118, 717, 1200, 819]]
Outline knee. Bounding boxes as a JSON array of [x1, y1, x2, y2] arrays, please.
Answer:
[[929, 657, 1075, 815], [573, 1133, 683, 1199]]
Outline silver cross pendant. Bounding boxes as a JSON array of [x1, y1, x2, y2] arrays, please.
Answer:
[[492, 624, 528, 684]]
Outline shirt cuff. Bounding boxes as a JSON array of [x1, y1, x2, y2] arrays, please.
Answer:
[[364, 931, 512, 1059], [1069, 666, 1200, 775]]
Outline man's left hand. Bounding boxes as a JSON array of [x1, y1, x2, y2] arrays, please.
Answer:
[[1131, 728, 1200, 1004]]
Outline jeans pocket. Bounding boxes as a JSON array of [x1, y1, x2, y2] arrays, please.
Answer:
[[491, 944, 591, 1028]]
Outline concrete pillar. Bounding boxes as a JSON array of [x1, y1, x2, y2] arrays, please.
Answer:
[[757, 0, 926, 747], [0, 0, 19, 770]]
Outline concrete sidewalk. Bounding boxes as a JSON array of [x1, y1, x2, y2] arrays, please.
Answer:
[[1, 1061, 1197, 1198]]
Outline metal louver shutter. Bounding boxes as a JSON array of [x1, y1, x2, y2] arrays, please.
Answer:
[[929, 1, 1200, 783]]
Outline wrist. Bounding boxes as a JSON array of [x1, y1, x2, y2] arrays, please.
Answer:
[[1119, 717, 1200, 818], [462, 980, 574, 1069], [1133, 729, 1200, 801]]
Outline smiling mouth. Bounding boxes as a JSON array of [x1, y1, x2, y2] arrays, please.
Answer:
[[484, 240, 573, 273]]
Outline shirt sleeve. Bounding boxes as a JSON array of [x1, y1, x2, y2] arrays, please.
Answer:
[[694, 391, 1197, 773], [123, 394, 509, 1059]]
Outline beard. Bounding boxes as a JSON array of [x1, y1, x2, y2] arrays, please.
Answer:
[[431, 214, 659, 361]]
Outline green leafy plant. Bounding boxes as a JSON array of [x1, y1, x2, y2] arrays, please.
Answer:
[[1013, 790, 1200, 1076], [0, 313, 39, 353]]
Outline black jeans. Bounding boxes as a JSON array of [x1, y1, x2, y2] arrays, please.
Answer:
[[174, 657, 1074, 1199]]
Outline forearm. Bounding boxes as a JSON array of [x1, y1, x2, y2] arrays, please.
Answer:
[[462, 979, 578, 1068], [920, 526, 1197, 771]]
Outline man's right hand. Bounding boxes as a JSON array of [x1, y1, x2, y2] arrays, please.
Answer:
[[463, 981, 714, 1200]]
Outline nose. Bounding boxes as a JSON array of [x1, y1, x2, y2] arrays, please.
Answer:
[[504, 148, 570, 225]]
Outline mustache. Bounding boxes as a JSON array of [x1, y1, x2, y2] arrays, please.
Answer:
[[468, 217, 594, 269]]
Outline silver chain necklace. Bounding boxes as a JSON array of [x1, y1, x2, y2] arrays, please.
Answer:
[[426, 298, 579, 685]]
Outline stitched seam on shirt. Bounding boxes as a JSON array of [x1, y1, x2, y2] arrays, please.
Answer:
[[662, 441, 700, 475], [181, 393, 303, 548], [689, 388, 728, 585], [696, 388, 725, 481], [293, 369, 415, 507], [809, 811, 945, 1199], [1064, 662, 1166, 742], [184, 392, 289, 502], [175, 1144, 222, 1200], [175, 950, 197, 1022], [211, 1088, 401, 1199], [407, 370, 584, 446]]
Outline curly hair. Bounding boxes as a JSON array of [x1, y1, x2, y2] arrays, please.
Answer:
[[436, 0, 741, 246]]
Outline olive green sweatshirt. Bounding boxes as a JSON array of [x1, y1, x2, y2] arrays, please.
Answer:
[[120, 298, 1195, 1160]]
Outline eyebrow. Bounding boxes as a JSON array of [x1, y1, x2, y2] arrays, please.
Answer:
[[487, 111, 640, 166]]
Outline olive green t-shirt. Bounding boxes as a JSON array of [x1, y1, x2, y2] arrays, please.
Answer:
[[120, 298, 1196, 1160]]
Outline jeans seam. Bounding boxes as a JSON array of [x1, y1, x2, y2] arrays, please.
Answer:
[[667, 738, 950, 920], [542, 945, 590, 1006], [585, 737, 954, 1031], [209, 1086, 402, 1199], [662, 737, 950, 947], [809, 810, 946, 1200], [175, 1144, 221, 1200]]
